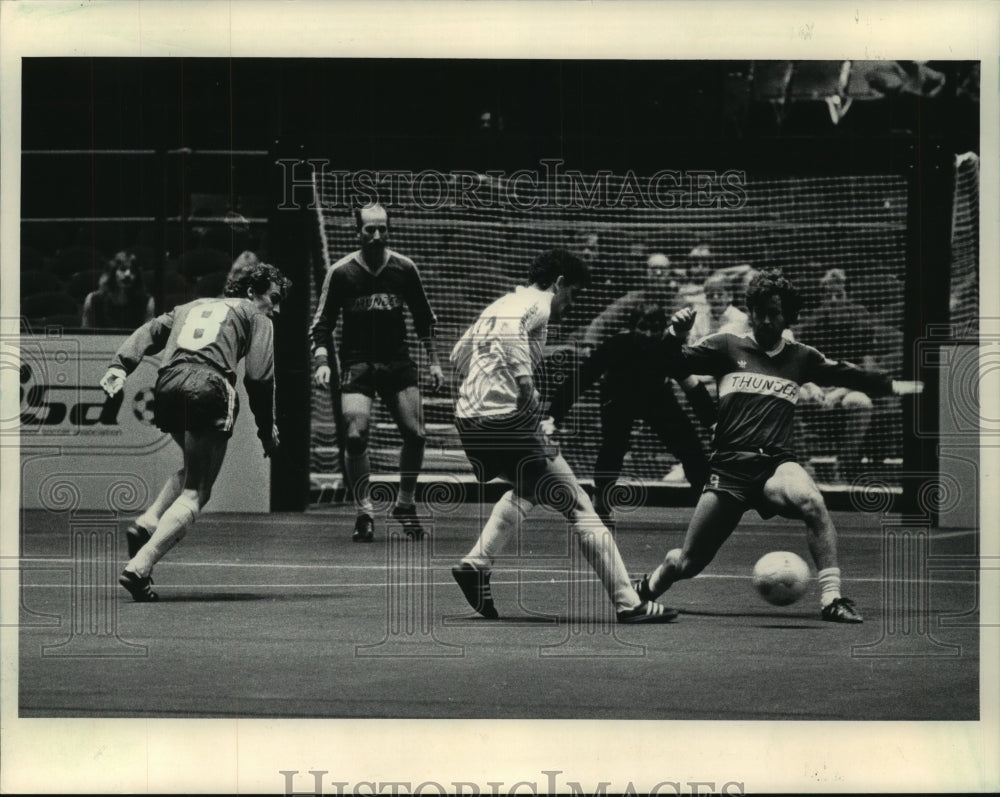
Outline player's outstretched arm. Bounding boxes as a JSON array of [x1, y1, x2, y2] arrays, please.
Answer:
[[420, 336, 445, 392], [312, 346, 335, 388], [99, 366, 127, 397], [101, 313, 174, 395], [546, 337, 609, 426], [678, 374, 717, 430], [260, 424, 280, 458], [667, 307, 697, 338], [515, 374, 541, 418]]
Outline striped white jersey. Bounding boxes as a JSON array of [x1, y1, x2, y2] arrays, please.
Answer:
[[451, 285, 552, 419]]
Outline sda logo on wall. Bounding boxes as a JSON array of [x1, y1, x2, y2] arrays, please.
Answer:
[[17, 334, 170, 452], [13, 331, 268, 513]]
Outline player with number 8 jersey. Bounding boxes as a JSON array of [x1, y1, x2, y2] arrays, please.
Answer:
[[99, 262, 291, 602]]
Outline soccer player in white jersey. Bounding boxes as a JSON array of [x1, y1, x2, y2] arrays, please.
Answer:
[[450, 248, 677, 624], [633, 269, 923, 623], [99, 263, 290, 601]]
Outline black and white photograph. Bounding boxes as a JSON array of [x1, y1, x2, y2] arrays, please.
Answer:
[[1, 1, 997, 793]]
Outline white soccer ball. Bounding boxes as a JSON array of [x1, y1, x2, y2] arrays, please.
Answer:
[[751, 551, 811, 606]]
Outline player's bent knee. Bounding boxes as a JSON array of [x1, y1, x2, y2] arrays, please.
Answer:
[[796, 490, 828, 522]]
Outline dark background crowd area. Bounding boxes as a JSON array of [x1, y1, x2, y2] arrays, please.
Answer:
[[19, 58, 979, 332]]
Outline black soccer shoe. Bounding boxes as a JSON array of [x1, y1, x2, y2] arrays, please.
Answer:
[[119, 569, 158, 602], [125, 523, 152, 559], [352, 513, 375, 543], [632, 573, 656, 602], [821, 597, 863, 624], [451, 563, 499, 619], [391, 504, 426, 540], [617, 600, 679, 624]]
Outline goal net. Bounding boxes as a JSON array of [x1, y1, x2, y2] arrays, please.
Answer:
[[950, 152, 979, 337], [309, 168, 912, 496]]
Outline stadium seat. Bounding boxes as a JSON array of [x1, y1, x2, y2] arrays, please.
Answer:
[[162, 292, 195, 312], [174, 247, 232, 279], [65, 270, 104, 301], [51, 245, 106, 279], [21, 290, 81, 325], [20, 245, 47, 273], [195, 271, 227, 298], [20, 269, 65, 297], [147, 267, 189, 296]]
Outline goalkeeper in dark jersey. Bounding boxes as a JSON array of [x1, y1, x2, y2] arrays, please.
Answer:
[[99, 262, 291, 602], [310, 204, 444, 542], [547, 301, 715, 526], [633, 269, 923, 623]]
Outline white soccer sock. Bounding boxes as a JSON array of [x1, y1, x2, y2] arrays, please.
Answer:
[[463, 491, 531, 570], [136, 470, 184, 531], [345, 450, 374, 515], [817, 567, 842, 608], [572, 514, 640, 612], [128, 493, 199, 578]]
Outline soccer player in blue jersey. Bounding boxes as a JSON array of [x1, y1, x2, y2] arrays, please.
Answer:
[[99, 262, 291, 601], [450, 249, 677, 624], [633, 269, 923, 623], [310, 204, 444, 542]]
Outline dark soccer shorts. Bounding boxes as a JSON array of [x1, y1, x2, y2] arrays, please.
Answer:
[[456, 412, 552, 489], [154, 362, 238, 436], [704, 450, 797, 519], [340, 360, 419, 399]]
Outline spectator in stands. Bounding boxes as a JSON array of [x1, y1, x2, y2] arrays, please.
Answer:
[[677, 244, 715, 340], [796, 267, 877, 480], [580, 252, 686, 350], [564, 229, 608, 336], [700, 267, 754, 338], [81, 249, 155, 330]]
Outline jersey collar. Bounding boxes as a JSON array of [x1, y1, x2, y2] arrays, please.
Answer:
[[750, 332, 787, 358], [355, 249, 390, 276]]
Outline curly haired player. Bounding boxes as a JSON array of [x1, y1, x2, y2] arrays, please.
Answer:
[[100, 262, 291, 602], [633, 269, 922, 623]]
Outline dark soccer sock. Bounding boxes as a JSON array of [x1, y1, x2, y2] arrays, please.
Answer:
[[345, 450, 374, 515]]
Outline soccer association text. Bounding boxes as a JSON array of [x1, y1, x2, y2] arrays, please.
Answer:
[[279, 159, 748, 211], [280, 770, 745, 796]]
